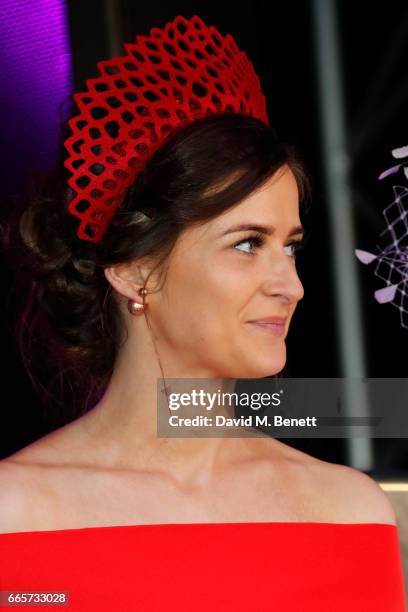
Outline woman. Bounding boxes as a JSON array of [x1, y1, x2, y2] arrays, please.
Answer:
[[0, 14, 405, 611]]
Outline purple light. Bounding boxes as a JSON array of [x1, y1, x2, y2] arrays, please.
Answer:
[[0, 0, 73, 170]]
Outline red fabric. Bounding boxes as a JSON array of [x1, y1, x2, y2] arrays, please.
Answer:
[[63, 14, 269, 243], [0, 522, 406, 611]]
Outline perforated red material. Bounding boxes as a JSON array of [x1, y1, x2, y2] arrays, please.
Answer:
[[63, 14, 270, 242]]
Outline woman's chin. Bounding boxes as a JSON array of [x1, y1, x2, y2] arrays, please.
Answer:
[[230, 355, 286, 379], [247, 346, 286, 377]]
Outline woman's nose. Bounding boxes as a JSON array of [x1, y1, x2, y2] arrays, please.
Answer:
[[264, 256, 304, 304]]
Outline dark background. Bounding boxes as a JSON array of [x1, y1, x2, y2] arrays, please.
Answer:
[[1, 1, 407, 475]]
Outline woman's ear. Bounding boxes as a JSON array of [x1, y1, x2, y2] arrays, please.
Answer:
[[104, 260, 151, 302]]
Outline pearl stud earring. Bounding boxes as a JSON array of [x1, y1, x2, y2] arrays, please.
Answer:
[[127, 287, 148, 316]]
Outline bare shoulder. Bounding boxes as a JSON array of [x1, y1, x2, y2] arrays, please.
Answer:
[[249, 440, 397, 525], [306, 455, 397, 525], [0, 426, 82, 534], [0, 458, 45, 533]]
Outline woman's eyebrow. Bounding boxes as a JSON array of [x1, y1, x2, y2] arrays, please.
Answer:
[[220, 223, 304, 238]]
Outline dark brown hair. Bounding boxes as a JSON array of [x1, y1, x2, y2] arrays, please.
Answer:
[[3, 112, 311, 422]]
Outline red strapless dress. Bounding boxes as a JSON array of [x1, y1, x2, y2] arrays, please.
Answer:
[[0, 521, 406, 611]]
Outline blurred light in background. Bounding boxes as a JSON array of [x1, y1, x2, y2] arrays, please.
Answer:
[[0, 0, 73, 172]]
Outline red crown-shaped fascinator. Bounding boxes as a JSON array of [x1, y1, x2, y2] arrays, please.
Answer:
[[64, 14, 270, 242]]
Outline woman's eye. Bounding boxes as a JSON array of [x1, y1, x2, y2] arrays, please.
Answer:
[[233, 234, 264, 254], [284, 241, 304, 258], [233, 235, 305, 258]]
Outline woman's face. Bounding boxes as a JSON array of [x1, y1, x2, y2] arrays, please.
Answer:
[[150, 164, 305, 378]]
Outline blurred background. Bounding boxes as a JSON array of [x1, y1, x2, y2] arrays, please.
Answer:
[[0, 0, 407, 577]]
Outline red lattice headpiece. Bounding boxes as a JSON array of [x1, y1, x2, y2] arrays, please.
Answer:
[[64, 14, 270, 242]]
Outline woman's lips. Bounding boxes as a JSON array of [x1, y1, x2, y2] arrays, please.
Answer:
[[247, 320, 287, 336]]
